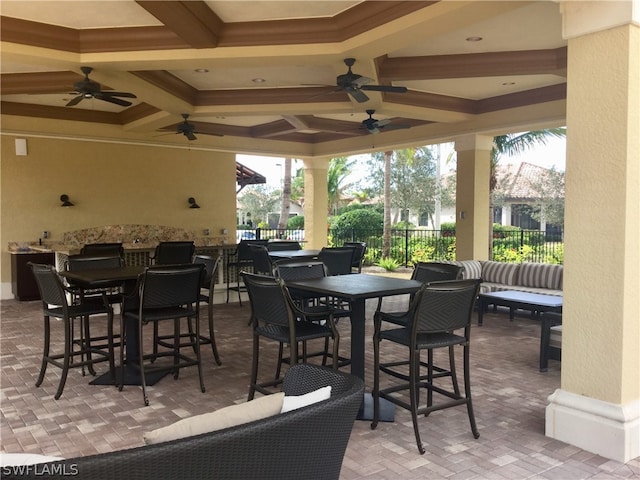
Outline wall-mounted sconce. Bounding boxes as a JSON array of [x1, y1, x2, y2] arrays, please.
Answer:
[[60, 194, 74, 207], [188, 197, 200, 209]]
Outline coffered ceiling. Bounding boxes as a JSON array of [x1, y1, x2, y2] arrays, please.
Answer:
[[0, 1, 567, 158]]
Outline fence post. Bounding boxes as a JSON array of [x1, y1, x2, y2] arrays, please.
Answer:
[[256, 227, 261, 240], [404, 228, 409, 266]]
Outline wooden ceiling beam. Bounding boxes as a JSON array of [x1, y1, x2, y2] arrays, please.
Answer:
[[379, 48, 568, 81], [136, 1, 223, 48]]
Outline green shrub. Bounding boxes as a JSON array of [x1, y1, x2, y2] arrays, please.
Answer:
[[287, 215, 304, 229], [376, 257, 400, 271]]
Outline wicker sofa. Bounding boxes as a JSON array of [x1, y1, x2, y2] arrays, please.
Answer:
[[2, 364, 364, 480], [450, 260, 563, 296]]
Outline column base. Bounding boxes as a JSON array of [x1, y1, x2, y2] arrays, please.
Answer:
[[546, 389, 640, 463]]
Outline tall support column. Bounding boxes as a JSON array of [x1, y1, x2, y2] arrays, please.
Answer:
[[302, 158, 329, 249], [546, 1, 640, 463], [454, 134, 492, 260]]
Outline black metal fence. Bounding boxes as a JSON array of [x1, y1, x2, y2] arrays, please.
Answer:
[[238, 227, 564, 266]]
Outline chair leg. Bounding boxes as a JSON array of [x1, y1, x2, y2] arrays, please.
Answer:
[[463, 344, 480, 439], [118, 315, 126, 391], [248, 334, 260, 401], [36, 315, 51, 388], [82, 315, 97, 376], [448, 345, 460, 396], [55, 317, 73, 400], [275, 342, 284, 380], [194, 316, 205, 393], [173, 318, 180, 379], [207, 306, 221, 365], [107, 309, 116, 383], [410, 349, 426, 454], [139, 322, 150, 406], [370, 330, 381, 430]]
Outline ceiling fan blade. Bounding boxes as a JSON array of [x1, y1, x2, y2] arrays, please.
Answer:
[[185, 131, 198, 141], [347, 88, 370, 103], [65, 95, 84, 107], [376, 118, 391, 127], [103, 91, 137, 98], [381, 124, 411, 131], [361, 85, 408, 93], [95, 94, 133, 107]]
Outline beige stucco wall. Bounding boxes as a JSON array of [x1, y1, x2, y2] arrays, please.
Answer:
[[563, 23, 640, 404], [302, 158, 329, 250], [454, 135, 492, 261], [1, 120, 237, 287]]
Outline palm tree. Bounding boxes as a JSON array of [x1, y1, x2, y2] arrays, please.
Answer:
[[327, 157, 355, 215]]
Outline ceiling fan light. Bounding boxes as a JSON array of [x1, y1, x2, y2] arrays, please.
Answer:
[[194, 68, 209, 73], [252, 78, 266, 83], [466, 36, 483, 42]]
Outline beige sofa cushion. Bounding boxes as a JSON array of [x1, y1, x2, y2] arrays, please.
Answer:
[[481, 261, 520, 285], [144, 392, 285, 445], [517, 262, 563, 290], [451, 260, 482, 280]]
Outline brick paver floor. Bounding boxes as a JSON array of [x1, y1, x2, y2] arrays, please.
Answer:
[[1, 292, 638, 479]]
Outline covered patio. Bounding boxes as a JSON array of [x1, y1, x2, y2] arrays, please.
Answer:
[[1, 292, 638, 478]]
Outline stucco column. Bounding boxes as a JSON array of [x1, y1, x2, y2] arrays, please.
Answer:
[[302, 158, 329, 249], [454, 134, 492, 260], [546, 1, 640, 463]]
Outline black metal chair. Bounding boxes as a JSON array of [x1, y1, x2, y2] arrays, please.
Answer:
[[152, 255, 223, 366], [150, 241, 195, 265], [376, 261, 464, 327], [343, 241, 367, 273], [194, 254, 223, 365], [318, 247, 354, 276], [80, 242, 124, 259], [225, 239, 268, 305], [29, 262, 115, 399], [249, 245, 274, 275], [65, 254, 125, 373], [242, 272, 340, 400], [121, 263, 205, 406], [266, 241, 301, 252], [274, 261, 351, 370], [371, 279, 482, 454]]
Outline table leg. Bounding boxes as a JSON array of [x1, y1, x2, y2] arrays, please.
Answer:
[[477, 298, 485, 326], [349, 298, 394, 422]]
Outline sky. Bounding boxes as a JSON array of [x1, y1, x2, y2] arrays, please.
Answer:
[[237, 136, 567, 189]]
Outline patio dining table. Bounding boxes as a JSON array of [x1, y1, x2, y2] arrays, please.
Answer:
[[267, 249, 320, 261], [285, 273, 422, 420], [59, 265, 167, 386]]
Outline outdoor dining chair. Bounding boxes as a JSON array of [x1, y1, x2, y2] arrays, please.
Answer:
[[317, 247, 355, 276], [371, 279, 482, 454], [343, 241, 367, 273], [150, 241, 195, 265], [80, 242, 124, 259], [121, 263, 205, 406], [29, 262, 115, 400], [242, 272, 339, 400], [225, 239, 268, 305]]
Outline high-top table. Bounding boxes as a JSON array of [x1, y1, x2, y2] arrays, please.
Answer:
[[285, 273, 422, 420], [267, 249, 320, 261], [60, 265, 167, 386]]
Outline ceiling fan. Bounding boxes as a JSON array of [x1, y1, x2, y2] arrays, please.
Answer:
[[171, 114, 223, 141], [66, 66, 136, 107], [360, 110, 411, 134], [337, 58, 407, 103]]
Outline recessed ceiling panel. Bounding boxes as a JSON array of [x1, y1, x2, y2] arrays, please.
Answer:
[[205, 1, 362, 22], [404, 75, 566, 101], [0, 1, 161, 29]]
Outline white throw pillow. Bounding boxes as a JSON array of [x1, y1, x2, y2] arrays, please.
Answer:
[[0, 453, 64, 467], [280, 385, 332, 413], [144, 392, 285, 445]]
